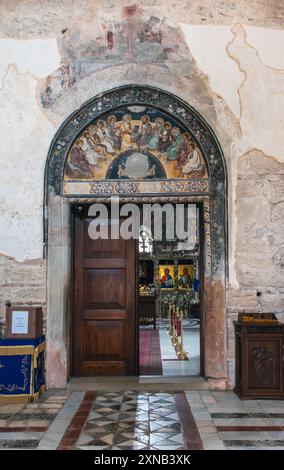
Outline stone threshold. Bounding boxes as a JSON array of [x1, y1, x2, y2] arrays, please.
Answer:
[[67, 376, 209, 392]]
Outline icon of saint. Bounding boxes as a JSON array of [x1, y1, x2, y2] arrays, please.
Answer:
[[160, 268, 173, 288], [178, 268, 192, 288]]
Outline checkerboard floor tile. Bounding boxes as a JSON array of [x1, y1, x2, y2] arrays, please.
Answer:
[[75, 392, 186, 450]]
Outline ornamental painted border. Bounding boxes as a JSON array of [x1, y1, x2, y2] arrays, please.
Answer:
[[45, 85, 227, 279]]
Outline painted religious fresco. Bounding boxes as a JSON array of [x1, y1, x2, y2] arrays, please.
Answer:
[[64, 105, 207, 192], [41, 8, 189, 109]]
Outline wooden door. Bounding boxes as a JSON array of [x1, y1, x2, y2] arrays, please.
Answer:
[[72, 209, 137, 376]]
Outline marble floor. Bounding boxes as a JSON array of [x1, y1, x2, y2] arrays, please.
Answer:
[[72, 391, 188, 450], [143, 320, 200, 376], [0, 390, 70, 450], [159, 328, 200, 376], [1, 389, 284, 450], [186, 391, 284, 450]]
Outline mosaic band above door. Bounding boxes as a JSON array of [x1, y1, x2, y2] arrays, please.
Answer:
[[63, 105, 209, 196]]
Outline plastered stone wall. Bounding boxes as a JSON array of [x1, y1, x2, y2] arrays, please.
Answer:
[[0, 256, 47, 336], [227, 150, 284, 386], [0, 1, 283, 387]]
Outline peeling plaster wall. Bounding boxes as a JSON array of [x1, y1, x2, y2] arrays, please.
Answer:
[[0, 39, 59, 262], [0, 37, 59, 335], [0, 1, 283, 387], [227, 150, 284, 386]]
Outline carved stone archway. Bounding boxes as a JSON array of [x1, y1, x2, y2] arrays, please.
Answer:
[[45, 85, 227, 388]]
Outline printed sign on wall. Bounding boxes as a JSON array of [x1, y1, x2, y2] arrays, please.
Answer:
[[11, 311, 29, 334]]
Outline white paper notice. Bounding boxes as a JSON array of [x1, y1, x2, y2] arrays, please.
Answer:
[[11, 311, 29, 334]]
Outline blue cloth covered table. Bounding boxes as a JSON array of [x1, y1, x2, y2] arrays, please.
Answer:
[[0, 336, 45, 403]]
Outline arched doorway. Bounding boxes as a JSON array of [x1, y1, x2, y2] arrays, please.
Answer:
[[45, 85, 227, 388]]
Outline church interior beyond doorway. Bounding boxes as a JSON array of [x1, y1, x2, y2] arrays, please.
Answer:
[[138, 205, 201, 378]]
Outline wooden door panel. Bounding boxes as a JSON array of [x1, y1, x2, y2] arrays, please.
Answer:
[[83, 310, 127, 320], [84, 269, 126, 309], [83, 259, 127, 269], [81, 361, 126, 376], [83, 321, 125, 361], [72, 211, 137, 376], [84, 227, 126, 258]]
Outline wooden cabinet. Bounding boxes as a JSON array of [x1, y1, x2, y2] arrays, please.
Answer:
[[234, 322, 284, 399], [139, 295, 156, 329], [6, 307, 43, 339]]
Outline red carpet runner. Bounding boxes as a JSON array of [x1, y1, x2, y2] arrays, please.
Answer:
[[139, 329, 163, 376]]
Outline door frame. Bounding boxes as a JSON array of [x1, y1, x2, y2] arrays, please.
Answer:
[[70, 200, 206, 378], [45, 85, 227, 389]]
